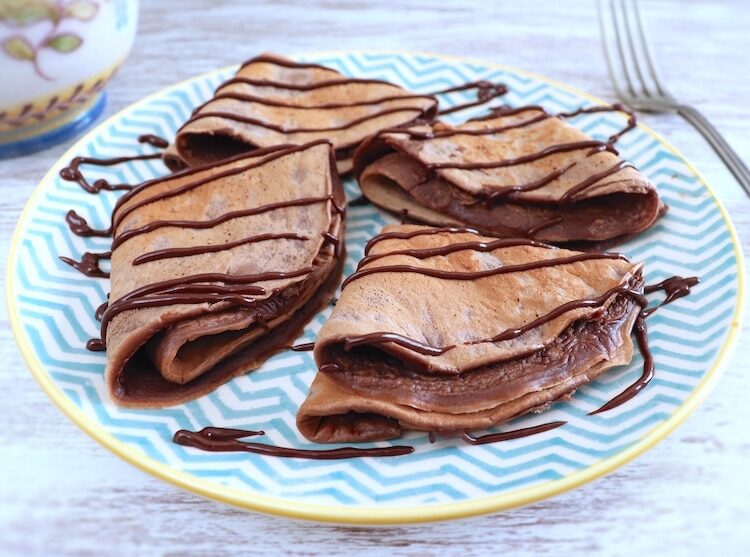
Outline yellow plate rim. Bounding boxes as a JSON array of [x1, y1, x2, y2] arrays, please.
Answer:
[[6, 49, 745, 525]]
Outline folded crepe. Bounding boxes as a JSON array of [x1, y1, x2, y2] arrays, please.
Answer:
[[167, 53, 438, 175], [103, 140, 345, 407], [297, 224, 643, 442], [353, 106, 664, 245]]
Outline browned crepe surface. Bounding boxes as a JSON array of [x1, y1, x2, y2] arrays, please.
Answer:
[[106, 142, 345, 407], [172, 53, 438, 175], [297, 224, 642, 442], [354, 109, 664, 244]]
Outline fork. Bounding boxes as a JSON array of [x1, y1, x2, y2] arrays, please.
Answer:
[[597, 0, 750, 196]]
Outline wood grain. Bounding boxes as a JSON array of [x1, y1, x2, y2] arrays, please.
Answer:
[[1, 1, 748, 555]]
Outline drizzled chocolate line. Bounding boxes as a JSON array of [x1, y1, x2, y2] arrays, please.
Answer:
[[433, 81, 508, 116], [321, 232, 341, 258], [173, 426, 413, 459], [59, 251, 111, 278], [461, 420, 567, 445], [641, 275, 700, 318], [98, 268, 312, 340], [342, 332, 456, 357], [364, 226, 481, 255], [358, 237, 553, 268], [425, 140, 617, 171], [183, 106, 430, 135], [66, 209, 112, 238], [65, 141, 324, 239], [132, 233, 308, 266], [468, 284, 647, 345], [239, 54, 338, 72], [95, 299, 108, 321], [111, 140, 333, 233], [112, 196, 331, 250], [589, 317, 652, 415], [589, 275, 699, 414], [198, 90, 438, 112], [59, 134, 168, 194], [342, 251, 626, 289], [290, 342, 315, 352]]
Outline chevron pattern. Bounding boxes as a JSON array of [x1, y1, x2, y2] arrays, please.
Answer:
[[9, 52, 740, 510]]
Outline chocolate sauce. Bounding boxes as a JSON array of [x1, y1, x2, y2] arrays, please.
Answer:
[[469, 283, 646, 345], [95, 299, 108, 321], [131, 232, 308, 266], [342, 251, 627, 290], [59, 134, 168, 194], [112, 196, 330, 250], [589, 317, 653, 415], [461, 420, 567, 445], [642, 275, 700, 318], [184, 106, 429, 134], [589, 275, 699, 414], [67, 143, 307, 239], [111, 141, 333, 233], [66, 210, 112, 238], [342, 332, 456, 357], [86, 338, 106, 351], [433, 81, 508, 116], [173, 427, 413, 459], [364, 226, 481, 255], [321, 232, 340, 258], [59, 251, 111, 278], [99, 268, 311, 339], [291, 342, 315, 352], [358, 237, 552, 268]]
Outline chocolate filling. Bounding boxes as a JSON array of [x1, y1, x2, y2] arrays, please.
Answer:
[[318, 281, 640, 415], [362, 152, 661, 245], [115, 250, 345, 405]]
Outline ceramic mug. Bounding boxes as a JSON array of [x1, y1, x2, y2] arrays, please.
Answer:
[[0, 0, 138, 158]]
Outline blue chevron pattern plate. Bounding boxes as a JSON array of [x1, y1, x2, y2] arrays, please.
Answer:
[[7, 51, 744, 524]]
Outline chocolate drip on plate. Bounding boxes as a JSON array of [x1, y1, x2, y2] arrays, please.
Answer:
[[59, 251, 111, 278], [461, 420, 567, 445], [59, 134, 168, 194], [173, 426, 413, 459]]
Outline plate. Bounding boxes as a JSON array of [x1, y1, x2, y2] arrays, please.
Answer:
[[7, 51, 744, 524]]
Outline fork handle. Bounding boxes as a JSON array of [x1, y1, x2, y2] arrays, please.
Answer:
[[676, 104, 750, 197]]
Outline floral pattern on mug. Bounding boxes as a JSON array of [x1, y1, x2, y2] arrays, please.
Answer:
[[0, 0, 100, 80]]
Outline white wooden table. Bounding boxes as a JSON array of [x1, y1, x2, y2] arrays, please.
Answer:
[[2, 1, 748, 555]]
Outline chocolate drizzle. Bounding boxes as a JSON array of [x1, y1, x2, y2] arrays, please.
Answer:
[[59, 134, 168, 194], [291, 342, 315, 352], [590, 275, 700, 414], [173, 426, 413, 459], [642, 275, 700, 318], [342, 251, 626, 290], [59, 251, 111, 278], [433, 81, 508, 116], [589, 316, 652, 415], [131, 233, 308, 266], [370, 102, 641, 210], [461, 420, 567, 445]]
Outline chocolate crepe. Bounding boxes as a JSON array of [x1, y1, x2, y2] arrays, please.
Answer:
[[297, 224, 643, 442], [103, 140, 345, 407], [168, 53, 438, 175], [353, 107, 664, 245]]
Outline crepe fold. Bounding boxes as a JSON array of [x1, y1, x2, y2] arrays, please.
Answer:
[[104, 140, 345, 407], [353, 107, 664, 246], [297, 224, 643, 442], [166, 53, 438, 175]]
